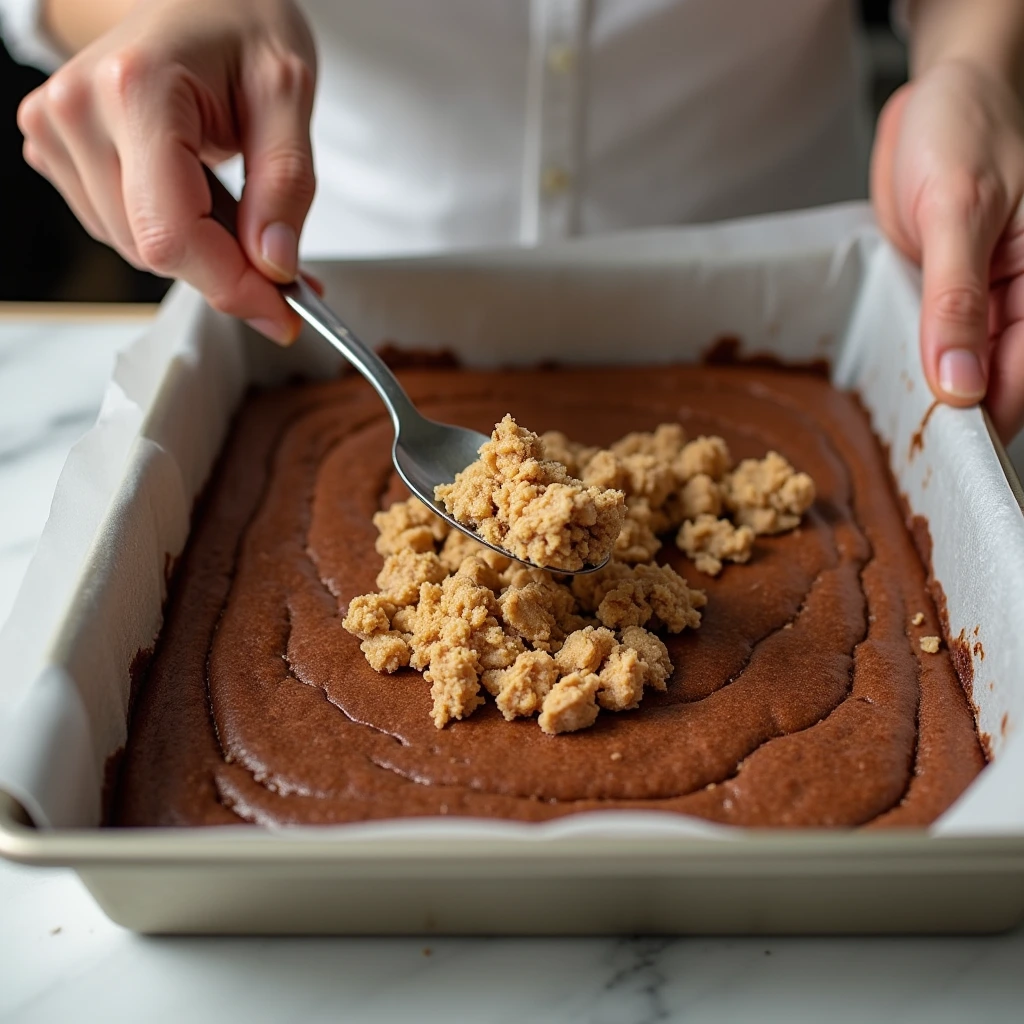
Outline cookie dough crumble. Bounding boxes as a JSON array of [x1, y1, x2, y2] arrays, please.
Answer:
[[538, 672, 602, 735], [539, 423, 813, 578], [435, 415, 627, 572], [723, 451, 816, 535], [376, 548, 448, 605], [677, 515, 755, 577], [920, 636, 941, 654], [492, 650, 559, 720], [373, 496, 450, 556], [569, 561, 705, 632], [345, 418, 817, 734]]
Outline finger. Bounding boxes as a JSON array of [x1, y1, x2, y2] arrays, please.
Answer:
[[917, 183, 1004, 406], [989, 274, 1024, 337], [115, 116, 301, 344], [61, 133, 141, 262], [21, 135, 109, 246], [870, 85, 918, 261], [989, 281, 1007, 339], [18, 88, 108, 242], [39, 69, 141, 261], [985, 320, 1024, 440], [990, 219, 1024, 284], [236, 53, 316, 283]]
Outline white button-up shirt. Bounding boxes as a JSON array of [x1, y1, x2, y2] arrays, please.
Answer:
[[2, 0, 870, 258]]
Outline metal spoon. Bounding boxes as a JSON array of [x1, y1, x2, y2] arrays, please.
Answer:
[[202, 167, 608, 575]]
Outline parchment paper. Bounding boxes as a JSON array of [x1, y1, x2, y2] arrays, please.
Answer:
[[2, 201, 1022, 837]]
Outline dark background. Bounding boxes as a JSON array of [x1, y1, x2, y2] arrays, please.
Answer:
[[0, 0, 906, 304]]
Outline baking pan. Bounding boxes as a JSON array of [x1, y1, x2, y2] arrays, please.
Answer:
[[3, 792, 1024, 934], [2, 203, 1024, 934]]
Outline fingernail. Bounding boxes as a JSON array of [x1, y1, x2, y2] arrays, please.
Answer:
[[246, 317, 295, 346], [938, 349, 986, 401], [260, 221, 298, 280]]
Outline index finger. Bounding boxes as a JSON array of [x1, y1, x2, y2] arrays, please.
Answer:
[[918, 189, 1001, 405], [115, 114, 300, 342]]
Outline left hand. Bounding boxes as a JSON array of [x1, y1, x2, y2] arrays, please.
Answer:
[[871, 59, 1024, 439]]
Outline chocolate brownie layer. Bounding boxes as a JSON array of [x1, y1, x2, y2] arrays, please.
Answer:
[[113, 365, 985, 827]]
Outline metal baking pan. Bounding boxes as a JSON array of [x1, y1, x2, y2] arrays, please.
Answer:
[[3, 792, 1024, 934], [2, 205, 1023, 934]]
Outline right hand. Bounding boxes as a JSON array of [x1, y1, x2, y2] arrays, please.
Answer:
[[871, 62, 1024, 440], [17, 0, 317, 344]]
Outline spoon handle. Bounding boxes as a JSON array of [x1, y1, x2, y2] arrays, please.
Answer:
[[201, 165, 417, 431]]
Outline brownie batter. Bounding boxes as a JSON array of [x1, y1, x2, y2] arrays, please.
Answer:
[[113, 365, 986, 828]]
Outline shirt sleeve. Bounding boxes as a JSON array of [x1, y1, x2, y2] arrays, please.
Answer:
[[0, 0, 66, 72]]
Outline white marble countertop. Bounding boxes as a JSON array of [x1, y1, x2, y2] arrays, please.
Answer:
[[1, 307, 1022, 1023]]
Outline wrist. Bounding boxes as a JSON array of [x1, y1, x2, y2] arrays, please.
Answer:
[[908, 0, 1024, 96], [43, 0, 142, 56], [921, 55, 1023, 104], [920, 54, 1023, 103]]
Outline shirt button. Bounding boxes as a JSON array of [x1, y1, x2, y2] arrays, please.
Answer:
[[541, 165, 572, 196], [546, 44, 577, 75]]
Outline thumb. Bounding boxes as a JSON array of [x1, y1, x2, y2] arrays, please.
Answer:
[[237, 58, 316, 283], [917, 184, 1001, 405]]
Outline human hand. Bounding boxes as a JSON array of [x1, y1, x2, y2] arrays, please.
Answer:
[[872, 60, 1024, 440], [17, 0, 317, 344]]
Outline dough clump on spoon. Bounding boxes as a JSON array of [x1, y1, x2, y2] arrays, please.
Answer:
[[435, 414, 627, 572]]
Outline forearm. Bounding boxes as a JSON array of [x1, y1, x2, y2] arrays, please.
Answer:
[[43, 0, 137, 56], [906, 0, 1024, 90]]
